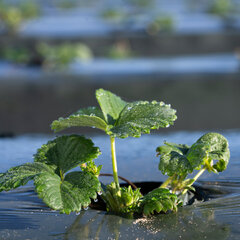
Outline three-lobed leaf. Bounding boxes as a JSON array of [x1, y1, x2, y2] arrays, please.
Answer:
[[51, 89, 177, 138]]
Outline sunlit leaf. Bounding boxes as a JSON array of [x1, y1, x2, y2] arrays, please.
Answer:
[[108, 101, 177, 138], [34, 135, 101, 174], [51, 107, 107, 132], [34, 171, 101, 214], [96, 88, 127, 124], [187, 132, 230, 172], [0, 162, 54, 192]]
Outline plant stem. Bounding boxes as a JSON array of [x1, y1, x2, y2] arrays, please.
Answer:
[[59, 170, 64, 181], [160, 175, 175, 188], [182, 167, 206, 195], [110, 136, 120, 190]]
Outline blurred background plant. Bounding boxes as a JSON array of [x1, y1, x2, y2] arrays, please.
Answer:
[[0, 0, 40, 32], [208, 0, 234, 17], [106, 41, 134, 59], [146, 15, 174, 35], [37, 42, 93, 70], [0, 0, 240, 134]]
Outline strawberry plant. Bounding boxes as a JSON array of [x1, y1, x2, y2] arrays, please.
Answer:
[[0, 89, 230, 217], [0, 89, 177, 215]]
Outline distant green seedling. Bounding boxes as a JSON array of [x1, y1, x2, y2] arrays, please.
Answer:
[[146, 15, 174, 35], [0, 46, 31, 65], [208, 0, 233, 17], [37, 42, 93, 70], [106, 41, 134, 59], [0, 0, 40, 32]]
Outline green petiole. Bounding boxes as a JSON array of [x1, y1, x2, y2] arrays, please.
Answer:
[[110, 136, 120, 191]]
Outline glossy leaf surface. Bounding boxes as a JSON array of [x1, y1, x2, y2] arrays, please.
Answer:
[[34, 171, 101, 214], [51, 107, 107, 132], [0, 135, 102, 214], [96, 88, 127, 124], [0, 162, 54, 192], [187, 132, 230, 172], [108, 101, 177, 138], [34, 135, 101, 174]]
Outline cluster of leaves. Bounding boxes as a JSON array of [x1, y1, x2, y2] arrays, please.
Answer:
[[157, 132, 230, 193], [101, 182, 142, 215], [0, 135, 102, 214], [139, 132, 230, 216], [51, 88, 177, 138], [0, 0, 40, 31], [51, 88, 177, 214]]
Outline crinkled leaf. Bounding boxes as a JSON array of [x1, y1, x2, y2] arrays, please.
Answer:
[[51, 107, 107, 132], [108, 101, 177, 138], [140, 188, 178, 216], [96, 88, 127, 124], [186, 143, 210, 170], [34, 135, 101, 174], [159, 151, 193, 176], [34, 171, 101, 214], [0, 162, 54, 192], [187, 132, 230, 172]]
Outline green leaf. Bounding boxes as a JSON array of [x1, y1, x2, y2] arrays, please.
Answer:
[[157, 142, 190, 156], [140, 188, 178, 216], [34, 135, 101, 175], [108, 101, 177, 138], [159, 151, 193, 176], [0, 162, 54, 192], [96, 88, 127, 124], [185, 143, 210, 170], [73, 107, 105, 119], [51, 107, 107, 132], [34, 171, 101, 214], [187, 132, 230, 172]]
